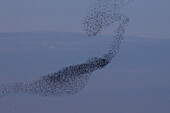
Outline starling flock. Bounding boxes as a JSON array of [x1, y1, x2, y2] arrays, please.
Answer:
[[0, 0, 133, 98]]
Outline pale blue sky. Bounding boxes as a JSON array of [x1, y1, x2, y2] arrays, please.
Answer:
[[0, 32, 170, 113], [0, 0, 169, 38], [0, 0, 170, 113]]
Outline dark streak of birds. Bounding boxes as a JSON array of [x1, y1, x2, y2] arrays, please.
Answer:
[[0, 0, 133, 98]]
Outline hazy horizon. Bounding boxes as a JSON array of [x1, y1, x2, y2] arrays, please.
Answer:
[[0, 32, 170, 113], [0, 0, 169, 113]]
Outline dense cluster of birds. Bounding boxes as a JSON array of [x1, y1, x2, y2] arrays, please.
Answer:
[[0, 0, 133, 97]]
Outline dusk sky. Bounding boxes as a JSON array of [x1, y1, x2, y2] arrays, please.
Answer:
[[0, 0, 169, 38], [0, 32, 170, 113], [0, 0, 170, 113]]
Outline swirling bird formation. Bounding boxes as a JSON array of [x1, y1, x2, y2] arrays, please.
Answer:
[[0, 0, 133, 98]]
